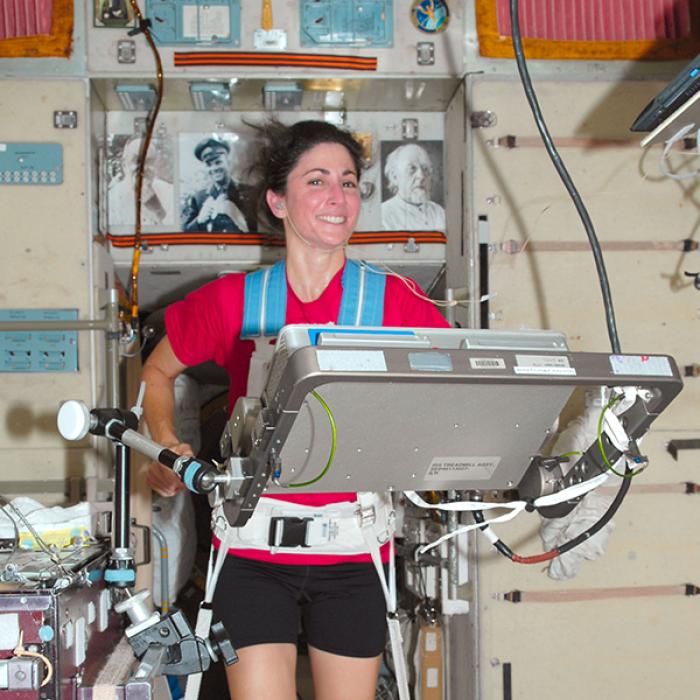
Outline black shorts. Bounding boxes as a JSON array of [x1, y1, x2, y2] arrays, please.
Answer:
[[211, 556, 388, 658]]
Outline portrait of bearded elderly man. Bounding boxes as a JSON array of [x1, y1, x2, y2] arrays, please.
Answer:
[[381, 142, 445, 231]]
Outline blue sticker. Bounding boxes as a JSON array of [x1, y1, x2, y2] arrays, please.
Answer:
[[411, 0, 449, 34]]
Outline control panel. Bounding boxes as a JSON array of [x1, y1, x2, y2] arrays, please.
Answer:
[[300, 0, 393, 47], [0, 143, 63, 185], [144, 0, 241, 46], [0, 309, 78, 373]]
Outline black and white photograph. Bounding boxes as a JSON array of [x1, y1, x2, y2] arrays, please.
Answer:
[[179, 132, 257, 234], [107, 134, 175, 229], [380, 140, 445, 231]]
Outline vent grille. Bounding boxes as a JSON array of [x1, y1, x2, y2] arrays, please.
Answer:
[[0, 0, 52, 40], [496, 0, 692, 42]]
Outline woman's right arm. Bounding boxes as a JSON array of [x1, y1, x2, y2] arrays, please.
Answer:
[[142, 336, 192, 497]]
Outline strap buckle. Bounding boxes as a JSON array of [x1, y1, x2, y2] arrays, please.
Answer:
[[268, 516, 313, 548], [357, 504, 376, 529]]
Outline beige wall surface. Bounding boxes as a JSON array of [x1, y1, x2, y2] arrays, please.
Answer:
[[0, 79, 99, 488], [471, 78, 700, 699]]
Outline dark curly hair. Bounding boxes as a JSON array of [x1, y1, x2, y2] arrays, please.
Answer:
[[246, 119, 364, 233]]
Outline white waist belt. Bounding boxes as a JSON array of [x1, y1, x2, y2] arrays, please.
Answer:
[[213, 492, 394, 556]]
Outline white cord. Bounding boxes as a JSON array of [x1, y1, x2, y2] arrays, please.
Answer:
[[416, 504, 527, 556], [407, 471, 610, 556], [659, 123, 700, 180], [346, 251, 495, 308], [283, 206, 494, 309]]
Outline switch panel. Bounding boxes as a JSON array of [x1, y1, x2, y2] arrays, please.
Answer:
[[145, 0, 241, 46], [0, 309, 78, 373], [0, 143, 63, 185], [300, 0, 393, 48]]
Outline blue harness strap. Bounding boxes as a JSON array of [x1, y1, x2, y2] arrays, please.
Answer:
[[242, 260, 287, 338], [241, 259, 386, 338], [338, 259, 386, 326]]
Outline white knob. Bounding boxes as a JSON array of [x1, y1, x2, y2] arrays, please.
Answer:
[[114, 589, 152, 624], [57, 400, 91, 441]]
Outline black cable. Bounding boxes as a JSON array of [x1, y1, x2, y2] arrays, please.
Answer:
[[509, 0, 621, 355], [472, 510, 513, 560], [501, 0, 632, 563], [557, 474, 631, 555]]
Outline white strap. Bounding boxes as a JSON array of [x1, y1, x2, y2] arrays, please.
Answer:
[[184, 525, 237, 700], [357, 493, 409, 700], [387, 615, 410, 700], [405, 472, 611, 556], [354, 264, 366, 325]]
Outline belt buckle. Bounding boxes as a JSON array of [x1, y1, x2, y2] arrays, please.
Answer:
[[268, 516, 313, 548], [357, 504, 376, 529]]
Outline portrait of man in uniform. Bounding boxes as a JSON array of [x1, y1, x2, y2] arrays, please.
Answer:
[[380, 141, 445, 231], [180, 134, 257, 233]]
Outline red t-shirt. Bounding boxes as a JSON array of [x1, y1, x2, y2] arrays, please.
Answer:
[[165, 261, 450, 564]]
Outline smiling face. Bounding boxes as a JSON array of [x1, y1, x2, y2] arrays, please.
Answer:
[[202, 149, 232, 187], [267, 142, 361, 251]]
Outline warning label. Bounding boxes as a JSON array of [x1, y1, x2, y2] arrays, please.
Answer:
[[425, 456, 501, 481]]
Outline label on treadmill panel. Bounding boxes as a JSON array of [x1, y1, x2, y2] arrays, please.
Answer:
[[610, 355, 673, 376], [514, 354, 576, 376], [316, 349, 387, 372], [469, 357, 506, 370], [425, 456, 501, 481]]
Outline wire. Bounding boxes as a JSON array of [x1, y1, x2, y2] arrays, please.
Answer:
[[286, 390, 337, 488], [467, 392, 643, 564], [13, 631, 54, 687], [123, 0, 165, 332], [119, 333, 148, 359], [509, 0, 620, 356], [347, 252, 495, 308], [0, 499, 19, 564], [596, 395, 646, 479], [659, 124, 700, 180], [285, 183, 489, 311], [504, 0, 634, 565], [0, 494, 73, 579]]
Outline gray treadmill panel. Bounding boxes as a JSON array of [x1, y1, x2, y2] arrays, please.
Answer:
[[271, 380, 573, 493]]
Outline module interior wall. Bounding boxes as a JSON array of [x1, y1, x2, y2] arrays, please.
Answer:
[[0, 79, 97, 483], [86, 0, 466, 77], [471, 77, 699, 430], [475, 436, 700, 700], [471, 78, 700, 699]]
